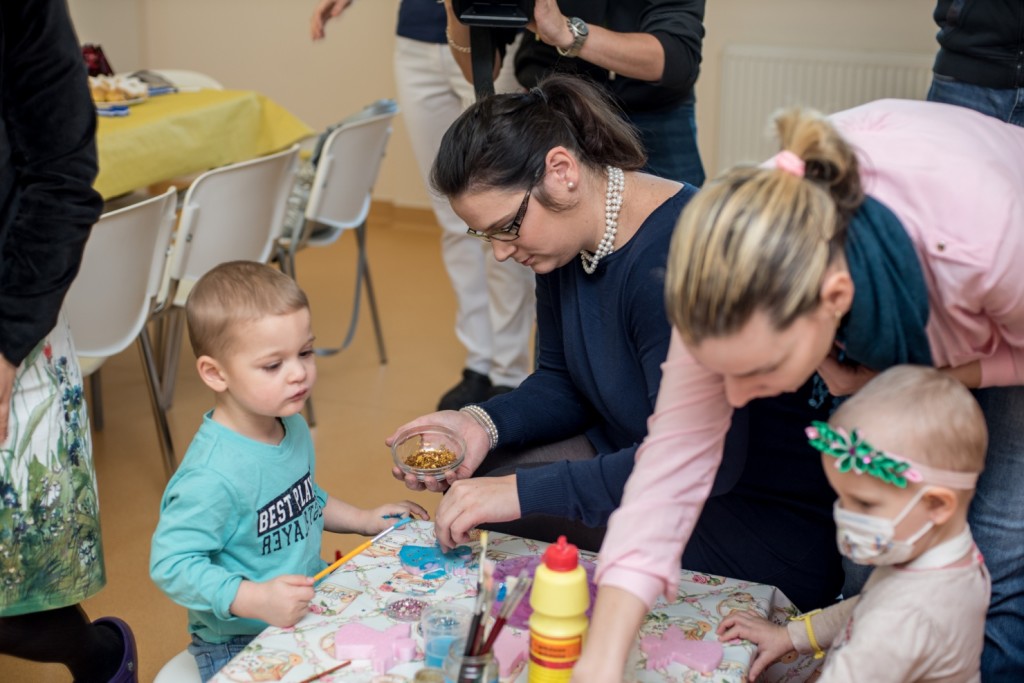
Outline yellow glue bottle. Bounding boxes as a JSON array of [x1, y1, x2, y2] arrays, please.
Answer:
[[528, 535, 589, 683]]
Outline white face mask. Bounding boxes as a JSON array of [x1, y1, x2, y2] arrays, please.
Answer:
[[833, 487, 934, 566]]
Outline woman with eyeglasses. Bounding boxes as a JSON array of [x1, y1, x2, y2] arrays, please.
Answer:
[[386, 74, 843, 611]]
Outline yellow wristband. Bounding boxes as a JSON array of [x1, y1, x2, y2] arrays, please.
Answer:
[[790, 609, 825, 660]]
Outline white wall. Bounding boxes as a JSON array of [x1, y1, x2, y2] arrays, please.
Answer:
[[67, 0, 939, 207]]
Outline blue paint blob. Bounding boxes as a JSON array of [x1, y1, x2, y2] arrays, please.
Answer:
[[398, 543, 473, 577]]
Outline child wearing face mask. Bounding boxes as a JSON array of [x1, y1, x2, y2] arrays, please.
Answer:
[[717, 365, 990, 682]]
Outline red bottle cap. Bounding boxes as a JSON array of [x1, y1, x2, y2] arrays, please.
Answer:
[[542, 535, 579, 572]]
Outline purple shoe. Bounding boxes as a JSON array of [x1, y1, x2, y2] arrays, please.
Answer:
[[94, 617, 139, 683]]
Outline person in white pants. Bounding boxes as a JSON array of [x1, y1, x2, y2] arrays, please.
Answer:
[[395, 32, 534, 409], [311, 0, 535, 410]]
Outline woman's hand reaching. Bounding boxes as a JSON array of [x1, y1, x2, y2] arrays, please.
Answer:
[[0, 354, 16, 444], [310, 0, 353, 41], [433, 475, 520, 550]]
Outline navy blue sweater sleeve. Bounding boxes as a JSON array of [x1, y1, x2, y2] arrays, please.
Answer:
[[508, 189, 692, 523], [483, 273, 598, 448]]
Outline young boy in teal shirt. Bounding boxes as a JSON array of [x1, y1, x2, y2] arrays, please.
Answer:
[[150, 261, 427, 680]]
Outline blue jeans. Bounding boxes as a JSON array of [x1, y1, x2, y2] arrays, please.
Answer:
[[628, 100, 706, 187], [927, 73, 1024, 127], [188, 634, 255, 682], [968, 387, 1024, 680]]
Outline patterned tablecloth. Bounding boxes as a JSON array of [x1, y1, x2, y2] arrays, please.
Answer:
[[210, 521, 821, 683]]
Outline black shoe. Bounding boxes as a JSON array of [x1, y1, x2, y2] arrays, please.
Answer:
[[438, 369, 492, 410], [488, 384, 515, 399]]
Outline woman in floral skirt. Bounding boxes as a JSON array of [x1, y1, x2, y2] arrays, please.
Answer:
[[0, 1, 137, 680]]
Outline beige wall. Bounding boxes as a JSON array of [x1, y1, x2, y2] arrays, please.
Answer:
[[68, 0, 939, 208]]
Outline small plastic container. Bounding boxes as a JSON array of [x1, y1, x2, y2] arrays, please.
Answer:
[[420, 603, 472, 668], [392, 425, 466, 482]]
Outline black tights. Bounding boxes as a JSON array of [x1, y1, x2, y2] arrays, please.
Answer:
[[0, 605, 122, 682]]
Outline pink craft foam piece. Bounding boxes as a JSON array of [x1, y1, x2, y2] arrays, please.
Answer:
[[334, 622, 416, 673], [640, 625, 724, 673], [492, 627, 528, 678]]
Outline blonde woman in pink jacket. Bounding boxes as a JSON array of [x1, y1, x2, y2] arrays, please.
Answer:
[[574, 99, 1024, 682]]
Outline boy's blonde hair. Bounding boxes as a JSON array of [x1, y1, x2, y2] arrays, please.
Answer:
[[665, 108, 863, 346], [185, 261, 309, 358], [831, 366, 987, 476]]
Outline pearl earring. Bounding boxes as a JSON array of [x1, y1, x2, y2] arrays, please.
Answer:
[[567, 181, 575, 190]]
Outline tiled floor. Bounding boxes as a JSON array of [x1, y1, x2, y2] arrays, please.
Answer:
[[2, 208, 497, 681]]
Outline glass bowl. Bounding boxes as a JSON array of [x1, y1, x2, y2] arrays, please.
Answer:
[[391, 425, 466, 481]]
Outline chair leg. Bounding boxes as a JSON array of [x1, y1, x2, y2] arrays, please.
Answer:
[[138, 329, 177, 479], [310, 222, 387, 363], [355, 222, 387, 365], [158, 309, 185, 410], [88, 371, 104, 432]]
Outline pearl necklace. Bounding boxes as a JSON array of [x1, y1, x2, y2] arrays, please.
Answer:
[[580, 165, 624, 274]]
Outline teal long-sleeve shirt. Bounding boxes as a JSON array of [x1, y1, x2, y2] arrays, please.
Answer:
[[150, 413, 328, 643]]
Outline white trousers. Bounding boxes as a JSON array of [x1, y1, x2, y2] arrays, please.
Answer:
[[394, 36, 535, 387]]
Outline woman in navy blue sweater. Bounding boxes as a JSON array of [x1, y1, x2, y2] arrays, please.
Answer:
[[387, 74, 841, 610]]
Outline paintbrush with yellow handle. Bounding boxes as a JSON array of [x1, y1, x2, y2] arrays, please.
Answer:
[[313, 516, 413, 583]]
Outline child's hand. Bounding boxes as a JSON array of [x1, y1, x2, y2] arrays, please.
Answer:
[[717, 611, 796, 682], [231, 575, 315, 628], [364, 501, 430, 535]]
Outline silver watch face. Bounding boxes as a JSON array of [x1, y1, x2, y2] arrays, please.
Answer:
[[570, 17, 589, 37]]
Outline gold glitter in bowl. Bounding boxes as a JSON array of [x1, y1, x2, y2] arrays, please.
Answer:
[[392, 425, 466, 481]]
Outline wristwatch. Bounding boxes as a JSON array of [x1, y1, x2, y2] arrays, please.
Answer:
[[556, 17, 589, 58]]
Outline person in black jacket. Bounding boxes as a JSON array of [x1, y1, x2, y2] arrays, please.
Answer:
[[444, 0, 706, 186], [928, 0, 1024, 126], [0, 1, 137, 680]]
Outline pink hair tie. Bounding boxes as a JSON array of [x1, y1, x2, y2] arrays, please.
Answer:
[[775, 150, 805, 178]]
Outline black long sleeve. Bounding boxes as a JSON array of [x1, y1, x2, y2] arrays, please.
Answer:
[[0, 0, 103, 365]]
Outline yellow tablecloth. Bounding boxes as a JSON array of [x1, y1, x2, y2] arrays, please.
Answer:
[[95, 89, 314, 200]]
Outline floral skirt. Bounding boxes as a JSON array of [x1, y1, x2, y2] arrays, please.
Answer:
[[0, 315, 105, 616]]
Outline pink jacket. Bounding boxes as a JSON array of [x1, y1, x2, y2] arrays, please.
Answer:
[[597, 99, 1024, 606]]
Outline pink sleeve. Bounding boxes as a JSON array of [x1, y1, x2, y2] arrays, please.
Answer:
[[596, 329, 733, 605]]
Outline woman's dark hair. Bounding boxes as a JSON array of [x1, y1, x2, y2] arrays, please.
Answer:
[[430, 73, 646, 206]]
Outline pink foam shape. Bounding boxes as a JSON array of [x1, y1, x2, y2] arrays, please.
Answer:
[[639, 626, 724, 673], [334, 622, 415, 673], [492, 627, 528, 678]]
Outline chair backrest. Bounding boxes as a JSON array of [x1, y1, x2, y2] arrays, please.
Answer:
[[303, 100, 398, 243], [65, 188, 178, 358], [149, 68, 224, 90], [169, 144, 299, 302]]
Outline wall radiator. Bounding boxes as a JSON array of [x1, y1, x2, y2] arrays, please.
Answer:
[[717, 45, 934, 171]]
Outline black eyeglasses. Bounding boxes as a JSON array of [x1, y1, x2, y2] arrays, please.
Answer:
[[466, 186, 532, 242]]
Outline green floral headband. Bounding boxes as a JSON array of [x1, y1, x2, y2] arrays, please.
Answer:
[[806, 421, 981, 490], [805, 421, 922, 488]]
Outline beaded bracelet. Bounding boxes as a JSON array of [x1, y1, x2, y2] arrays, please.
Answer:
[[459, 404, 498, 451], [789, 609, 825, 659], [445, 27, 471, 54]]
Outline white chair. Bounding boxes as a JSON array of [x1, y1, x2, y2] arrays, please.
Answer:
[[64, 188, 180, 477], [156, 145, 301, 415], [154, 649, 201, 683], [278, 99, 398, 363], [148, 69, 224, 90]]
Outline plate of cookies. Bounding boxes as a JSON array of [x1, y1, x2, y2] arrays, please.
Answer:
[[90, 75, 149, 108]]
